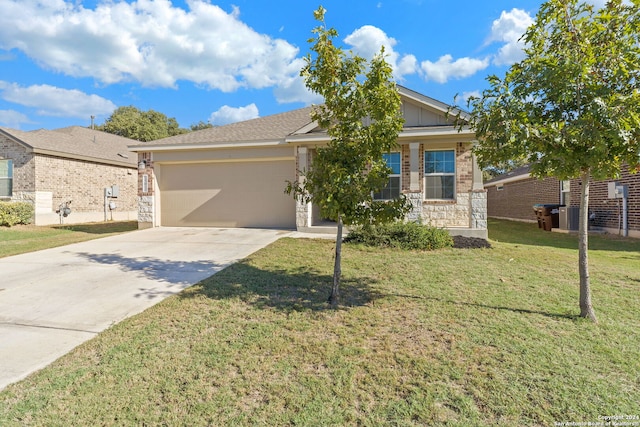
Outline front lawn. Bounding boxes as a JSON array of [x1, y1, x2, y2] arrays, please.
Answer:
[[0, 221, 138, 258], [0, 219, 638, 426]]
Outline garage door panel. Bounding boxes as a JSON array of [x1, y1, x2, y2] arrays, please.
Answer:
[[160, 161, 296, 228]]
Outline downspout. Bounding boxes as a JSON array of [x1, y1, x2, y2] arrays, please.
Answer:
[[623, 191, 628, 237]]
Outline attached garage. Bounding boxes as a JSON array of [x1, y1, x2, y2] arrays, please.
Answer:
[[157, 160, 296, 228], [130, 88, 488, 238]]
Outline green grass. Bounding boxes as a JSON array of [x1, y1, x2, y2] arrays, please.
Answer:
[[0, 219, 638, 426], [0, 221, 138, 258]]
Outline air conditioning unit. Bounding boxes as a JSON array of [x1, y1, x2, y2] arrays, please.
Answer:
[[559, 206, 579, 231]]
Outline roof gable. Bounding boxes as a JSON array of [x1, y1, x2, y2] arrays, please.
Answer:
[[0, 126, 138, 167], [129, 86, 470, 151], [398, 85, 467, 127]]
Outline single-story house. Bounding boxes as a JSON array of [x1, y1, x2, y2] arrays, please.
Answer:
[[0, 126, 138, 225], [485, 164, 639, 238], [129, 86, 488, 239]]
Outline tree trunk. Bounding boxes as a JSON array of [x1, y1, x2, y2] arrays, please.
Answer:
[[328, 215, 343, 308], [578, 170, 597, 323]]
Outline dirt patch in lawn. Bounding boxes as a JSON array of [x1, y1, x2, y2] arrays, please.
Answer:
[[452, 236, 492, 249]]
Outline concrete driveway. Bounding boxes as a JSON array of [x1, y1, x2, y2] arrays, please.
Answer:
[[0, 226, 295, 391]]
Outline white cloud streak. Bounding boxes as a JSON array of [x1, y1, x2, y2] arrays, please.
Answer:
[[0, 0, 302, 94], [343, 25, 418, 79], [487, 8, 534, 66], [0, 81, 116, 118], [420, 55, 490, 84], [0, 109, 30, 128], [209, 103, 259, 126]]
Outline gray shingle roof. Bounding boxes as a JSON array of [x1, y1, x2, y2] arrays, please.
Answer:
[[0, 126, 138, 167], [484, 164, 532, 185], [130, 106, 316, 148]]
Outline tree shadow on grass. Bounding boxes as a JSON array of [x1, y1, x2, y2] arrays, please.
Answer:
[[53, 221, 138, 235], [391, 293, 578, 321], [180, 259, 383, 312]]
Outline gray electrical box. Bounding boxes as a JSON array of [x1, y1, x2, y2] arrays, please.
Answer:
[[608, 182, 628, 199], [105, 185, 119, 198]]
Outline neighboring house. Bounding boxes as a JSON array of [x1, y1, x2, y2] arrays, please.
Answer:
[[129, 86, 488, 238], [485, 164, 639, 238], [0, 126, 138, 225]]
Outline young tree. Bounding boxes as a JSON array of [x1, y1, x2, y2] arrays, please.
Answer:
[[460, 0, 640, 322], [287, 6, 409, 307], [98, 106, 188, 141]]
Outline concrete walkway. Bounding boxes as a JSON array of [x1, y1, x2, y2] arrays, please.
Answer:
[[0, 227, 305, 391]]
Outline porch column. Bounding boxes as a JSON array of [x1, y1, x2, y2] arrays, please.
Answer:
[[472, 152, 484, 191], [470, 152, 487, 233], [407, 142, 423, 222], [137, 152, 155, 229], [296, 147, 312, 229], [409, 142, 420, 191]]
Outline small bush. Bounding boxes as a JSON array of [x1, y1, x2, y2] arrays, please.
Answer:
[[345, 221, 454, 250], [0, 201, 34, 226]]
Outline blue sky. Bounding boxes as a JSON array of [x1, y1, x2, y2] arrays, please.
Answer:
[[0, 0, 609, 131]]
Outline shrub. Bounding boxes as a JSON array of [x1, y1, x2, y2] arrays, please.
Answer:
[[0, 201, 34, 226], [344, 221, 454, 250]]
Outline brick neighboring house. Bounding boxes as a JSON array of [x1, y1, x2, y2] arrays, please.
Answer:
[[130, 86, 488, 239], [0, 126, 138, 225], [485, 164, 640, 238]]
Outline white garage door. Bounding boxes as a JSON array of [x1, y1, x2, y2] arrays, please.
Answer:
[[159, 160, 296, 228]]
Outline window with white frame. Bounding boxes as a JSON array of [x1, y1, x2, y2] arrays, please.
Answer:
[[0, 159, 12, 198], [424, 150, 455, 199], [373, 152, 401, 200]]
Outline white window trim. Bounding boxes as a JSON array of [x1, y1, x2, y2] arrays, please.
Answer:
[[423, 149, 456, 201], [0, 159, 13, 198]]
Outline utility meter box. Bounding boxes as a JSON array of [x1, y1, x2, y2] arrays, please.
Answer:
[[105, 185, 119, 198], [608, 182, 628, 199]]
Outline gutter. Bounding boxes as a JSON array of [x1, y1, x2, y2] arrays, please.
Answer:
[[129, 139, 288, 152]]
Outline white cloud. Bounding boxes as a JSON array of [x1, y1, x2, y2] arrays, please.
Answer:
[[0, 109, 30, 128], [0, 0, 302, 93], [487, 8, 534, 66], [343, 25, 418, 79], [0, 81, 116, 118], [420, 55, 490, 84], [462, 91, 481, 103], [209, 103, 259, 126]]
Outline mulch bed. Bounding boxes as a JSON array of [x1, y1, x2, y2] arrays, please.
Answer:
[[452, 236, 492, 249]]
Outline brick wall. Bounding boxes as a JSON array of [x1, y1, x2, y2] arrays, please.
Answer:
[[568, 166, 639, 234], [487, 176, 560, 221], [456, 142, 473, 194], [0, 134, 35, 194], [487, 168, 639, 237], [33, 154, 137, 224]]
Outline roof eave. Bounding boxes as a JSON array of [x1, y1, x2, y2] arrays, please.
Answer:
[[484, 173, 532, 187], [129, 139, 289, 152], [398, 85, 471, 121], [398, 126, 475, 140], [0, 128, 34, 151], [33, 148, 136, 168]]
